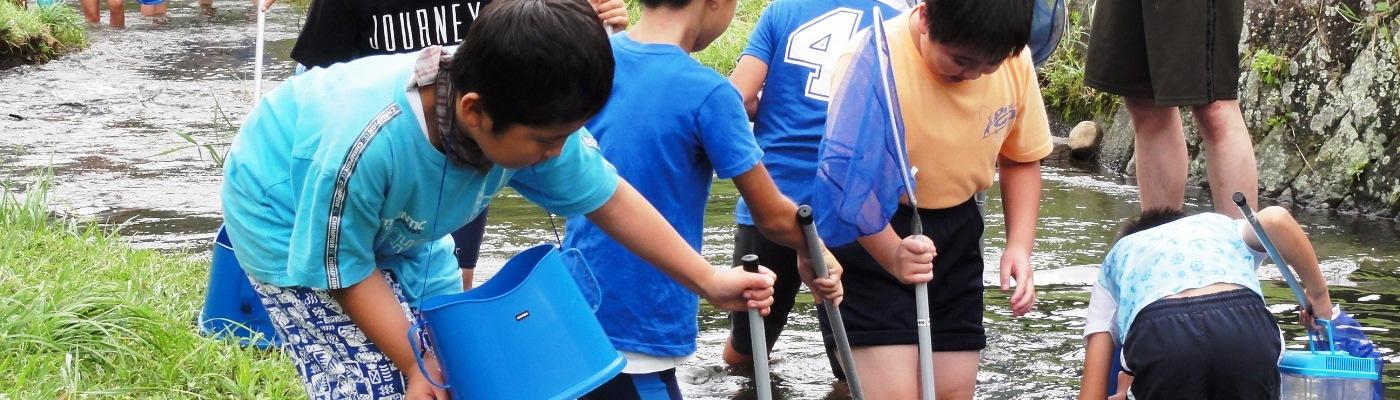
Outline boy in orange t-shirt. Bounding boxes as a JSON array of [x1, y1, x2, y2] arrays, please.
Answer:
[[824, 0, 1051, 398]]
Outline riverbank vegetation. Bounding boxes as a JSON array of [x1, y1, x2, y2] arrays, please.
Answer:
[[0, 1, 88, 68], [0, 177, 299, 398]]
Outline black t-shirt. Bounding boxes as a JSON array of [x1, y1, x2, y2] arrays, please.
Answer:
[[290, 0, 491, 68]]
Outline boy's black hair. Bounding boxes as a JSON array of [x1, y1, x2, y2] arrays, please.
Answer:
[[923, 0, 1032, 63], [1115, 208, 1188, 242], [637, 0, 691, 9], [450, 0, 614, 132]]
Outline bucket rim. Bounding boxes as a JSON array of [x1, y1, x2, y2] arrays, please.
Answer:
[[418, 243, 562, 311], [1279, 350, 1380, 380]]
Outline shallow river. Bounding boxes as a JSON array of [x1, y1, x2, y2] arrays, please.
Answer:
[[0, 2, 1394, 398]]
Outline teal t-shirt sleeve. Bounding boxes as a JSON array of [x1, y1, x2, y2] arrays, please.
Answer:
[[742, 0, 781, 64], [697, 85, 764, 179], [285, 140, 393, 291], [508, 129, 620, 217]]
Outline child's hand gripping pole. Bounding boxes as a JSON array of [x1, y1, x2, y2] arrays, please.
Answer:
[[741, 254, 773, 400], [910, 210, 936, 400], [796, 206, 865, 400], [1231, 192, 1312, 314]]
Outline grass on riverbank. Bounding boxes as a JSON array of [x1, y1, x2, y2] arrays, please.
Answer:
[[0, 178, 300, 398], [0, 1, 88, 68], [1036, 5, 1118, 122]]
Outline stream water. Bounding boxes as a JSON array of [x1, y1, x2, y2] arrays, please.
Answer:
[[0, 2, 1395, 398]]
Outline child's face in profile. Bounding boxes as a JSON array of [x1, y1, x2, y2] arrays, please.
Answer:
[[454, 92, 586, 169], [473, 119, 585, 169], [911, 3, 1006, 84]]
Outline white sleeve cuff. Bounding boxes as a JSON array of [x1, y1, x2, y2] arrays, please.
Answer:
[[1084, 282, 1116, 339]]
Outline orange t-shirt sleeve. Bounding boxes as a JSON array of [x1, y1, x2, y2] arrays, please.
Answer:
[[1000, 49, 1054, 163]]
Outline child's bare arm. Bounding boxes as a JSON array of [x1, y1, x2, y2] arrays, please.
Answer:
[[728, 56, 768, 120], [1111, 373, 1132, 400], [856, 226, 934, 284], [733, 164, 844, 303], [330, 274, 446, 398], [1079, 332, 1114, 400], [998, 156, 1041, 316], [587, 179, 777, 313], [1241, 206, 1334, 321], [732, 163, 803, 250]]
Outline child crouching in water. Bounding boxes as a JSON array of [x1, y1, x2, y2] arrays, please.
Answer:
[[1079, 207, 1334, 400]]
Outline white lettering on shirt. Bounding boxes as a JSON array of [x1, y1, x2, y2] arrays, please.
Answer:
[[366, 3, 478, 54], [432, 6, 449, 44], [416, 9, 431, 48], [451, 3, 463, 43]]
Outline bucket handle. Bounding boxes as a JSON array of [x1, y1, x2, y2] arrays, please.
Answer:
[[560, 247, 603, 312], [408, 320, 451, 390], [1307, 318, 1336, 353]]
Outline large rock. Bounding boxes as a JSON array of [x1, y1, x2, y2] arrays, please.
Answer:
[[1097, 106, 1135, 174], [1068, 121, 1102, 160]]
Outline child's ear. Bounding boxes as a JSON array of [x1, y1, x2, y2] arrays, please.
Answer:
[[913, 3, 929, 36], [457, 92, 484, 129]]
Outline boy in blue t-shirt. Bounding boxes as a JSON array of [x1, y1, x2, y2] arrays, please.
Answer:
[[1078, 207, 1334, 400], [722, 0, 908, 374], [221, 0, 778, 398], [564, 0, 845, 397]]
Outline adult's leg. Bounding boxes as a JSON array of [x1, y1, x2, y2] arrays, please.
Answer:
[[1192, 100, 1257, 218], [1125, 97, 1188, 212]]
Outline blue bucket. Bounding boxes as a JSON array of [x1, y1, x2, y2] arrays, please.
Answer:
[[412, 244, 624, 400], [198, 226, 281, 349], [1279, 319, 1380, 400]]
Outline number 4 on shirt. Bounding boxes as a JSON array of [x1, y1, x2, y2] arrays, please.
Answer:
[[784, 8, 863, 101]]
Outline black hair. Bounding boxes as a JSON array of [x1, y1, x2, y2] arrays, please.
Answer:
[[1115, 208, 1188, 242], [923, 0, 1033, 63], [638, 0, 691, 9], [450, 0, 614, 132]]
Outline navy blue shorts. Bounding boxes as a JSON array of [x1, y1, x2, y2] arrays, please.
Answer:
[[450, 208, 488, 269], [580, 369, 682, 400], [1123, 288, 1282, 399]]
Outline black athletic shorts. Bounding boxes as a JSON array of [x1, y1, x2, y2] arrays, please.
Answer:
[[450, 207, 489, 269], [823, 199, 987, 351], [580, 369, 682, 400], [1123, 288, 1282, 400], [726, 224, 847, 379], [728, 224, 803, 355], [1084, 0, 1245, 106]]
